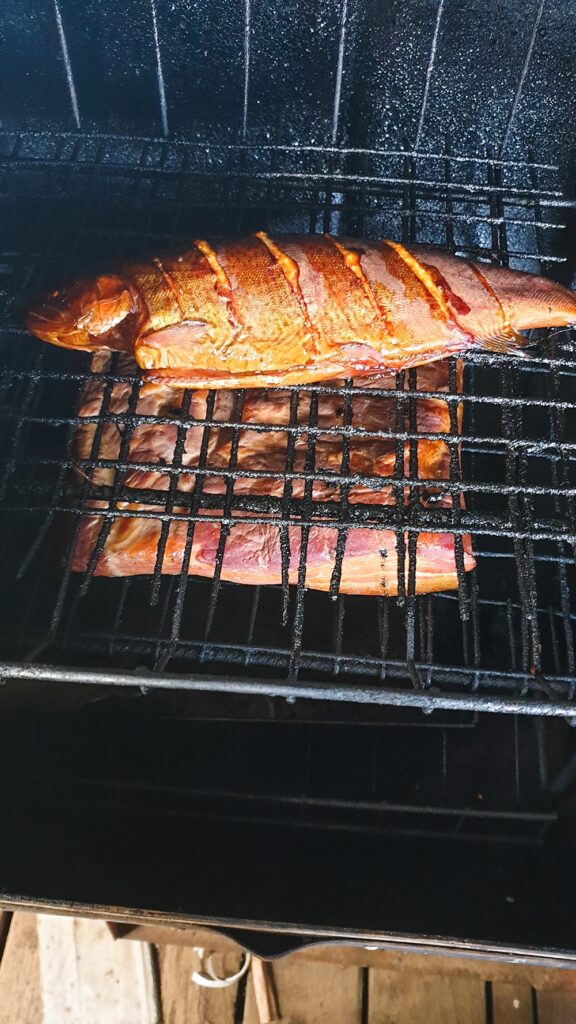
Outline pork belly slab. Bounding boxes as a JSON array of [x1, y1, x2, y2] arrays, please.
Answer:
[[71, 354, 475, 596]]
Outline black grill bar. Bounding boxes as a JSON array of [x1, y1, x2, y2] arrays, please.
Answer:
[[0, 363, 41, 504], [377, 597, 389, 682], [392, 371, 408, 607], [468, 572, 481, 686], [488, 152, 538, 682], [289, 390, 319, 679], [401, 160, 418, 675], [154, 389, 217, 672], [150, 388, 193, 606], [549, 355, 576, 688], [15, 411, 77, 581], [46, 367, 119, 642], [2, 156, 565, 202], [5, 367, 576, 403], [0, 129, 562, 167], [528, 158, 576, 695], [405, 368, 420, 674], [332, 595, 345, 675], [3, 497, 576, 543], [204, 389, 246, 639], [10, 434, 576, 466], [4, 356, 576, 393], [501, 362, 540, 676], [280, 390, 300, 625], [447, 359, 470, 627], [328, 379, 353, 600], [2, 659, 575, 717], [4, 503, 573, 552], [110, 576, 130, 659], [1, 136, 576, 714], [244, 585, 261, 666], [78, 375, 142, 597], [155, 576, 176, 667]]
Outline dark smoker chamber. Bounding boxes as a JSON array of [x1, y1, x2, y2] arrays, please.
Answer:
[[1, 0, 576, 962]]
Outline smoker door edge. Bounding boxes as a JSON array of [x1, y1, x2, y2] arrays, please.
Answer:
[[1, 893, 576, 968]]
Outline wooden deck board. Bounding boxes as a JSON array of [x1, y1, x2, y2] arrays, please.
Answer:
[[35, 915, 160, 1024], [492, 981, 534, 1023], [0, 913, 160, 1024], [0, 912, 12, 967], [536, 987, 576, 1024], [368, 968, 486, 1024], [0, 913, 43, 1024], [243, 956, 363, 1024]]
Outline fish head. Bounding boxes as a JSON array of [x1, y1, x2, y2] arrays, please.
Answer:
[[26, 274, 139, 351]]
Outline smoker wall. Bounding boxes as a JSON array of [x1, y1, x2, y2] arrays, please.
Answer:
[[1, 1, 574, 168]]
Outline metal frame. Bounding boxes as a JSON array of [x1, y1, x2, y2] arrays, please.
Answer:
[[2, 893, 576, 969], [1, 662, 575, 718]]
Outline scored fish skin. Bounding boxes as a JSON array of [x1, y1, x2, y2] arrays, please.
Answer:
[[71, 353, 475, 596], [26, 234, 576, 389]]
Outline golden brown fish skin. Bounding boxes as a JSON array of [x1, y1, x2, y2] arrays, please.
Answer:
[[26, 235, 576, 388]]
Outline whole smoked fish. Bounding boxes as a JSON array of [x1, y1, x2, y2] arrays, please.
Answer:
[[27, 235, 576, 389], [71, 353, 475, 596]]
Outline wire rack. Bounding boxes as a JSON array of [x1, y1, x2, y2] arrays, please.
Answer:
[[0, 131, 575, 715]]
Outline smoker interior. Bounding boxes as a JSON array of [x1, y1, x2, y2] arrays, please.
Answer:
[[2, 689, 576, 959], [1, 0, 576, 955]]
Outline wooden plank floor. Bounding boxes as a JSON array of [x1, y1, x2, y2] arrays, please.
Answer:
[[0, 914, 159, 1024], [2, 913, 576, 1023]]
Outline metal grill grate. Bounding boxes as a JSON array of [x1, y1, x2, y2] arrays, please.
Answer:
[[0, 132, 575, 714]]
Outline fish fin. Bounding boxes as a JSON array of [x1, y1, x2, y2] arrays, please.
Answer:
[[135, 319, 213, 371], [140, 319, 212, 345], [480, 327, 529, 355]]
